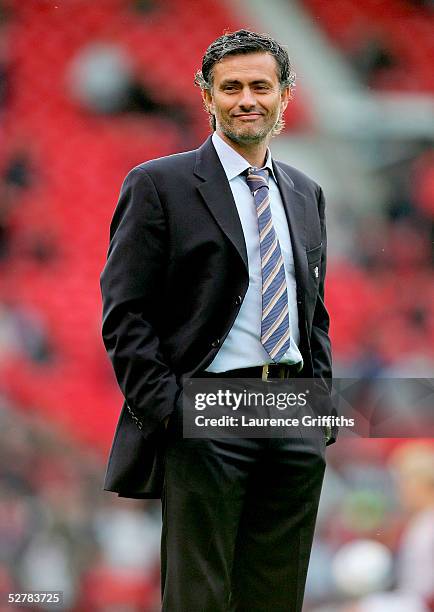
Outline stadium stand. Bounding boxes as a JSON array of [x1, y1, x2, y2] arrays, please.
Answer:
[[302, 0, 434, 92], [0, 1, 433, 609]]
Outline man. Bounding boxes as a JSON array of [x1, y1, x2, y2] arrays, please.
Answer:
[[101, 29, 336, 612]]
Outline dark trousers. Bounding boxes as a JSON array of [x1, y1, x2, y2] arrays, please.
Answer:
[[161, 411, 326, 612]]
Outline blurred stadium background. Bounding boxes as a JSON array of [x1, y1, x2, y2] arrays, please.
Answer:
[[0, 0, 433, 610]]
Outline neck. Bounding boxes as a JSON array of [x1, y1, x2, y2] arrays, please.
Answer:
[[216, 129, 269, 168]]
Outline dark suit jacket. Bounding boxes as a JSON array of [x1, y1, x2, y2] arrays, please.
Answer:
[[100, 136, 335, 498]]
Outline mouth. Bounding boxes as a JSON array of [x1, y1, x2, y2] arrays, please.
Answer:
[[233, 113, 263, 120]]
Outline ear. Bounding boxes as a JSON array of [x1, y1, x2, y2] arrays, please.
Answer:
[[201, 88, 215, 115], [280, 86, 291, 112]]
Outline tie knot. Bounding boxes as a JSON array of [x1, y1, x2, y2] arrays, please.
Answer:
[[245, 167, 269, 194]]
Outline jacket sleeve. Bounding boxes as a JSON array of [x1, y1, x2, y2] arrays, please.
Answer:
[[100, 166, 180, 437], [310, 187, 337, 445]]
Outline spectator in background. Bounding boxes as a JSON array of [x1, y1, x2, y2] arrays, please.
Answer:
[[67, 42, 193, 137], [0, 150, 32, 261], [349, 33, 397, 88], [389, 441, 434, 605], [0, 301, 53, 364]]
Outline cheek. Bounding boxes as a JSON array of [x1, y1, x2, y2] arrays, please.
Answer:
[[215, 103, 231, 117]]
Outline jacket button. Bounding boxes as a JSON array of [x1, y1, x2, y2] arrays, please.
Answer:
[[211, 339, 220, 348], [297, 299, 302, 305], [235, 295, 243, 305]]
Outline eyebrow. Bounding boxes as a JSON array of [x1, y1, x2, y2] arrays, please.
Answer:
[[219, 79, 273, 87]]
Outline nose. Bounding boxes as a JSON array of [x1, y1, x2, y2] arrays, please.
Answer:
[[238, 86, 256, 109]]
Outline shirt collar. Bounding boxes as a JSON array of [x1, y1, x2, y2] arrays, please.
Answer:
[[212, 132, 276, 182]]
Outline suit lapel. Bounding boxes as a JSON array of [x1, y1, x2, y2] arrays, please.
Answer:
[[273, 161, 309, 295], [194, 137, 248, 271], [193, 138, 309, 293]]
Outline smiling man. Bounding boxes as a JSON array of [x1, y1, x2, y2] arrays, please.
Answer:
[[201, 51, 290, 159], [101, 30, 335, 611]]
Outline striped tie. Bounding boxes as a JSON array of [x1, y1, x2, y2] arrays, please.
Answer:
[[245, 167, 291, 362]]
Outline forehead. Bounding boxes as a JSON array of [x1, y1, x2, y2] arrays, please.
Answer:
[[212, 52, 279, 84]]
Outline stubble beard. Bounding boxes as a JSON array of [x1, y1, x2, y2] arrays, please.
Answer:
[[216, 108, 282, 146]]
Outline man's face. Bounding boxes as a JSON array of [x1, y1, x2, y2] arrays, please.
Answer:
[[202, 52, 290, 146]]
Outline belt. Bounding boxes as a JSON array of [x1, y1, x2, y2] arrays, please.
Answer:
[[198, 362, 302, 381]]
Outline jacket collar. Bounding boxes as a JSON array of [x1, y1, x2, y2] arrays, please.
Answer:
[[194, 136, 308, 291]]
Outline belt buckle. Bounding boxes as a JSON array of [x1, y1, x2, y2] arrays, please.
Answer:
[[262, 364, 287, 381]]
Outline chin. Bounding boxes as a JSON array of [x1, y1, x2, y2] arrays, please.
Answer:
[[224, 127, 268, 145], [240, 130, 269, 143]]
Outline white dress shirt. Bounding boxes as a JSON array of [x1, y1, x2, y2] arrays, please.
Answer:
[[206, 132, 303, 373]]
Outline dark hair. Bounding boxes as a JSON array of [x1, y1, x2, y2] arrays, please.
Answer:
[[194, 29, 296, 131]]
